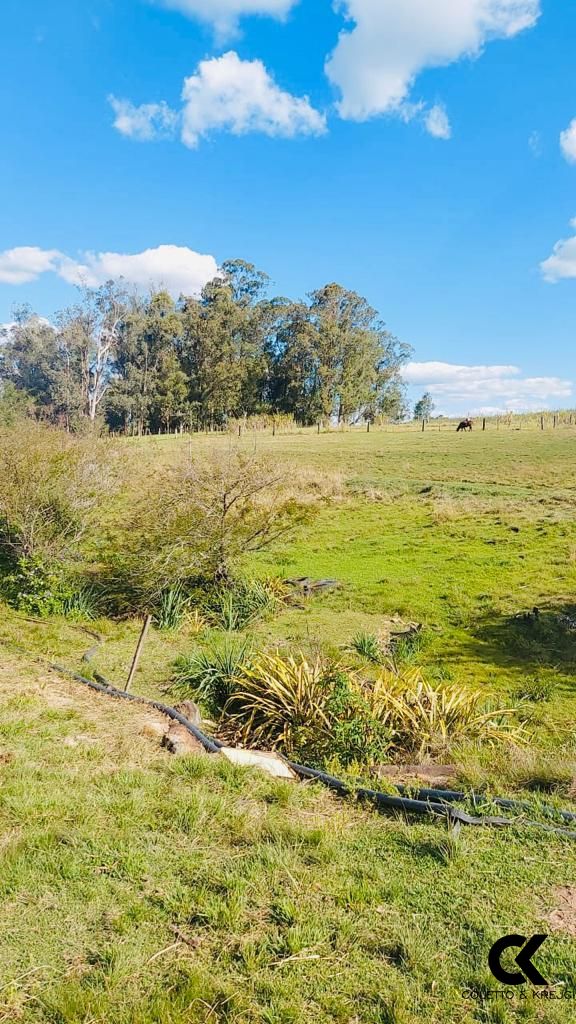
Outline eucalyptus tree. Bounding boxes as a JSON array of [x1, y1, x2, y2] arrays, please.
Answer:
[[105, 289, 182, 434], [268, 283, 411, 424], [413, 392, 435, 422], [180, 260, 272, 426]]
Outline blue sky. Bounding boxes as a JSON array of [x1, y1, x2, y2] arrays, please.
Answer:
[[1, 0, 575, 414]]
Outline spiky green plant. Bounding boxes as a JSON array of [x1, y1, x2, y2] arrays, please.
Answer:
[[62, 585, 101, 622], [154, 584, 190, 632], [390, 627, 427, 666], [224, 651, 333, 754], [369, 668, 527, 758], [348, 631, 384, 664], [205, 578, 277, 631], [172, 638, 252, 715]]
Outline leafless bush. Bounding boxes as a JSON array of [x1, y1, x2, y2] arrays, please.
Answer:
[[0, 421, 115, 564], [104, 446, 311, 612]]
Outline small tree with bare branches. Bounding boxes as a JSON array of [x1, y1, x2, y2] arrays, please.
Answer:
[[107, 446, 308, 613]]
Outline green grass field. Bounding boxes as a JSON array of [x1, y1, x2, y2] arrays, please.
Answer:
[[151, 427, 576, 734], [1, 426, 575, 1022]]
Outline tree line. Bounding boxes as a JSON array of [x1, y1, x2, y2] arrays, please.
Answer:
[[0, 259, 412, 434]]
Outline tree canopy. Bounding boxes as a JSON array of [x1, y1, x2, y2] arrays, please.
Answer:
[[0, 260, 411, 433]]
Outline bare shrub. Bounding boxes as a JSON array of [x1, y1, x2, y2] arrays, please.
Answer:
[[103, 446, 311, 613], [0, 421, 117, 614], [0, 421, 114, 564]]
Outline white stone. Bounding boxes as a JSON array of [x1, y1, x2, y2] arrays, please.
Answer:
[[219, 747, 296, 780]]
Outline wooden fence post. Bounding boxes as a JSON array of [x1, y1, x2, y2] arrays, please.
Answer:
[[554, 415, 557, 429], [541, 415, 544, 431], [482, 418, 486, 431], [125, 615, 152, 693], [421, 419, 425, 432]]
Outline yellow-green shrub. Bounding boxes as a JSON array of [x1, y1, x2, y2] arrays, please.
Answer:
[[368, 667, 527, 758]]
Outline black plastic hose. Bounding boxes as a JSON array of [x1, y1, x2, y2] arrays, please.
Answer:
[[287, 762, 576, 837], [5, 624, 575, 840], [393, 784, 576, 824], [48, 660, 223, 754]]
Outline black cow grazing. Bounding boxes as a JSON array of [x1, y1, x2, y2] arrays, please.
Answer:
[[456, 418, 473, 432]]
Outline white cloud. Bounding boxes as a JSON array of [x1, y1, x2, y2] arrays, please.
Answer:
[[560, 118, 576, 164], [109, 97, 179, 141], [424, 104, 452, 139], [180, 51, 326, 147], [0, 244, 219, 297], [111, 53, 326, 148], [0, 246, 62, 285], [404, 360, 572, 413], [326, 0, 540, 124], [540, 218, 576, 282], [156, 0, 296, 38]]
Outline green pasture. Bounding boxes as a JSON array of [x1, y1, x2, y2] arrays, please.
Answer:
[[135, 427, 576, 734], [1, 425, 575, 1023]]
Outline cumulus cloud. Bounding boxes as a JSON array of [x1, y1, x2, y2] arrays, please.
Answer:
[[540, 218, 576, 282], [560, 118, 576, 164], [326, 0, 540, 125], [180, 51, 326, 147], [111, 52, 326, 148], [0, 244, 219, 297], [156, 0, 297, 38], [404, 360, 572, 413], [109, 97, 179, 141], [424, 104, 452, 139], [0, 246, 62, 285]]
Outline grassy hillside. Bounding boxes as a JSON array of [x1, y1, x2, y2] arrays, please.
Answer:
[[1, 426, 575, 1022]]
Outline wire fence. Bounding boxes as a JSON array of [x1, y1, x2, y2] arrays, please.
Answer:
[[123, 410, 576, 440], [221, 410, 576, 438]]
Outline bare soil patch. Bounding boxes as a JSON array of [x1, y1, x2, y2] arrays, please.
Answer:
[[544, 887, 576, 937]]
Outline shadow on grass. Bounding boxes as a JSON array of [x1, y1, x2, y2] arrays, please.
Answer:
[[475, 602, 576, 666], [436, 602, 576, 676]]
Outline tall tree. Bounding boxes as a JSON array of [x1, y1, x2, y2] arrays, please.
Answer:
[[413, 392, 435, 421], [57, 282, 130, 424], [180, 261, 271, 426], [105, 290, 182, 435], [150, 351, 190, 433], [1, 307, 68, 422], [269, 284, 411, 425], [267, 301, 320, 422]]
